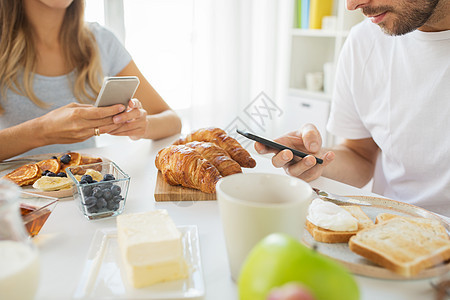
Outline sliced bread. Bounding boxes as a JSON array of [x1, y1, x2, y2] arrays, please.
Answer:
[[306, 206, 374, 243], [375, 213, 449, 240], [349, 217, 450, 277]]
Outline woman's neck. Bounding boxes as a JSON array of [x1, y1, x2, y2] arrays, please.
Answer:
[[23, 0, 67, 47]]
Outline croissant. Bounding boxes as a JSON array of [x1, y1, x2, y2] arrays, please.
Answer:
[[185, 141, 242, 176], [174, 127, 256, 168], [155, 145, 222, 193]]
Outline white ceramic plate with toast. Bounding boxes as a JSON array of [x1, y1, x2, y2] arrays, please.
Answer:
[[302, 195, 450, 280], [0, 152, 108, 199], [72, 225, 205, 299]]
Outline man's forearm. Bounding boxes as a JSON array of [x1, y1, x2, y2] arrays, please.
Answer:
[[322, 143, 378, 188]]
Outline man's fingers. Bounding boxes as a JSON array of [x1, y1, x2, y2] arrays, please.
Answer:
[[271, 149, 294, 168], [300, 123, 322, 153], [285, 151, 335, 181]]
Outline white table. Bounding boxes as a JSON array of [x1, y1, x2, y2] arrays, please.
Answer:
[[34, 137, 442, 300]]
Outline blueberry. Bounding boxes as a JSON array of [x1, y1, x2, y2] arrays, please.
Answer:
[[47, 171, 57, 177], [83, 196, 97, 207], [42, 170, 50, 176], [99, 182, 113, 189], [82, 185, 93, 196], [96, 198, 107, 209], [112, 195, 123, 204], [92, 187, 103, 198], [57, 172, 67, 177], [103, 174, 115, 181], [102, 189, 113, 201], [81, 174, 93, 183], [111, 185, 121, 196], [60, 154, 71, 164], [51, 156, 57, 159], [87, 206, 98, 214], [107, 201, 120, 211], [79, 179, 88, 185]]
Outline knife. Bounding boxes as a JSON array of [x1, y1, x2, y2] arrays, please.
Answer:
[[312, 188, 372, 206]]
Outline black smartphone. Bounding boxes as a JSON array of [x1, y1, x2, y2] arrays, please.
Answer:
[[236, 129, 323, 164]]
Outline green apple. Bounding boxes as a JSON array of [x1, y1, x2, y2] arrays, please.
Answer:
[[238, 233, 359, 300]]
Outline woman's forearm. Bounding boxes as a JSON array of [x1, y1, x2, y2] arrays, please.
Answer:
[[0, 118, 46, 160], [143, 109, 182, 140]]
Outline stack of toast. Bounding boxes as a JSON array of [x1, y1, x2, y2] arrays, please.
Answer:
[[306, 203, 450, 277], [349, 213, 450, 277]]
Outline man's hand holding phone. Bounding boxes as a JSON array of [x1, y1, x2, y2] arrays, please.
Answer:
[[254, 124, 335, 182]]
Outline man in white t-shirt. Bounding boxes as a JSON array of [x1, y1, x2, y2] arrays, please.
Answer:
[[255, 0, 450, 216]]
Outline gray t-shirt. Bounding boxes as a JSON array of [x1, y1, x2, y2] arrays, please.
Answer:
[[0, 22, 132, 157]]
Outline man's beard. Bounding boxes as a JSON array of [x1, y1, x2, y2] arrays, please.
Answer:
[[362, 0, 439, 35]]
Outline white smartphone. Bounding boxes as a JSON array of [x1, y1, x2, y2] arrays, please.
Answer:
[[94, 76, 140, 107]]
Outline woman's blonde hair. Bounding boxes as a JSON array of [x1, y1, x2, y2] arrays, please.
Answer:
[[0, 0, 103, 113]]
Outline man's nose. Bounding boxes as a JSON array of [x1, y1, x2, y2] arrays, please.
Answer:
[[347, 0, 371, 10]]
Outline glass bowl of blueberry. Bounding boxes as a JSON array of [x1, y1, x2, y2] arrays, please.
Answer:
[[66, 161, 130, 220]]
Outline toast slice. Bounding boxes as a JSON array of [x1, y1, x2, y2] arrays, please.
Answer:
[[375, 213, 449, 240], [306, 206, 374, 243], [349, 218, 450, 277]]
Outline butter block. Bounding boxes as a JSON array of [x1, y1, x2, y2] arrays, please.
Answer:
[[123, 256, 188, 288], [117, 210, 183, 266]]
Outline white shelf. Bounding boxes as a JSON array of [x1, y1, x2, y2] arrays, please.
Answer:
[[292, 28, 337, 38], [284, 0, 363, 146], [288, 88, 331, 102]]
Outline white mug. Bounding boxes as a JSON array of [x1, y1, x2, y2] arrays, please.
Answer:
[[305, 72, 324, 92], [216, 173, 314, 281]]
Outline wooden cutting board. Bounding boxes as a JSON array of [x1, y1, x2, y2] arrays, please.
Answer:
[[154, 171, 217, 201]]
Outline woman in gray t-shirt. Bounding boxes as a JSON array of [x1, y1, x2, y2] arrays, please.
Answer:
[[0, 0, 181, 160]]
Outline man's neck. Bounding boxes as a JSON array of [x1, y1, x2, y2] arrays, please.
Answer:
[[419, 0, 450, 32]]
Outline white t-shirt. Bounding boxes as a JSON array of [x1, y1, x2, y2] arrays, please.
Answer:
[[327, 19, 450, 216], [0, 23, 132, 157]]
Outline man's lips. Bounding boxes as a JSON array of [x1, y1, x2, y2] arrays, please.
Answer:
[[367, 12, 387, 24]]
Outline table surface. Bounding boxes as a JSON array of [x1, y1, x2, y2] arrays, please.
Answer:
[[32, 137, 446, 300]]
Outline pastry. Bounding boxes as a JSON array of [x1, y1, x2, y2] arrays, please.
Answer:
[[2, 153, 103, 187], [174, 127, 256, 168], [2, 164, 40, 186], [155, 145, 221, 193], [36, 159, 61, 174], [58, 152, 82, 171], [185, 141, 242, 176]]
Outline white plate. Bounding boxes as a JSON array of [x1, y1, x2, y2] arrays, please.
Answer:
[[0, 152, 108, 199], [302, 195, 450, 280], [73, 226, 204, 299]]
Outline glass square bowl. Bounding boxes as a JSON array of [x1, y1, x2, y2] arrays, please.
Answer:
[[20, 192, 58, 237], [66, 161, 130, 220]]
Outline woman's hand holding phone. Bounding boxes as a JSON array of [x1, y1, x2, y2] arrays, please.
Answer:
[[36, 103, 126, 145], [109, 98, 148, 140], [92, 76, 148, 140]]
